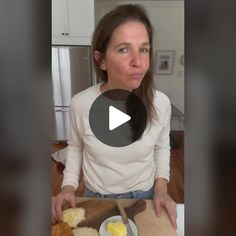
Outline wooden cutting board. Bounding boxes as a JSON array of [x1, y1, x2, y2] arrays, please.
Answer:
[[134, 201, 176, 236], [69, 198, 176, 235], [76, 199, 146, 230]]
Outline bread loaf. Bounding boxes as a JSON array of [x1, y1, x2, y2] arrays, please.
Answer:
[[63, 208, 85, 228], [73, 227, 100, 236], [52, 223, 73, 236]]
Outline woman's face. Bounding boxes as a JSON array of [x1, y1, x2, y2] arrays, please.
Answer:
[[100, 21, 150, 91]]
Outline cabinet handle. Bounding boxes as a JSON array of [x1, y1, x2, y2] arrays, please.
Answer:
[[61, 33, 65, 35], [55, 108, 68, 112], [65, 33, 69, 36]]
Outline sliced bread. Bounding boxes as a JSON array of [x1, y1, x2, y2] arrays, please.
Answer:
[[63, 208, 85, 228]]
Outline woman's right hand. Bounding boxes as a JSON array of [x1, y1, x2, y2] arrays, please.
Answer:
[[52, 185, 76, 224]]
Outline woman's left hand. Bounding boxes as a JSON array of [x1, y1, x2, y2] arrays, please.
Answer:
[[153, 190, 177, 229]]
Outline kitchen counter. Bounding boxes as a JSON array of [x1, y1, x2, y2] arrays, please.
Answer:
[[176, 204, 184, 236]]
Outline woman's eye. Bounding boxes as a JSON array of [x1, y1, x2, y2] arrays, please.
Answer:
[[140, 48, 149, 53], [118, 47, 128, 53]]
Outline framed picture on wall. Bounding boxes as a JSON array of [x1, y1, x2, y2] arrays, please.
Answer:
[[155, 50, 175, 74]]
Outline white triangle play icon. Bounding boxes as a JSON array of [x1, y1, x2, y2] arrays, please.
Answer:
[[109, 106, 131, 131]]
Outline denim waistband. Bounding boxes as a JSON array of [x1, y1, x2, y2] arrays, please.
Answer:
[[84, 186, 154, 199]]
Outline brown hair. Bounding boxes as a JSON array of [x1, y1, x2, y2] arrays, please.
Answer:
[[92, 4, 156, 124]]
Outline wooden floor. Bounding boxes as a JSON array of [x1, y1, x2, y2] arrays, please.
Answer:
[[51, 131, 184, 203]]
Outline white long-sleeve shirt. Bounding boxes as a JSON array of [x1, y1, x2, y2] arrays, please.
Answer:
[[62, 83, 171, 194]]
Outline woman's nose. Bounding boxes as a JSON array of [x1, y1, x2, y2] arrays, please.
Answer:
[[131, 52, 141, 67]]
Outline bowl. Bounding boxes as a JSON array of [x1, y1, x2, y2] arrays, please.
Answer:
[[99, 215, 138, 236]]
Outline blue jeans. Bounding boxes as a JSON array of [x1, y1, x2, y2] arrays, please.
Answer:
[[84, 186, 154, 199]]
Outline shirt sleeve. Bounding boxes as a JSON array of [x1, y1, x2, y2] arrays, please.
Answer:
[[61, 100, 83, 190], [153, 96, 171, 182]]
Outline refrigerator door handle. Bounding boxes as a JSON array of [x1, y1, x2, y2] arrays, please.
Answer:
[[55, 108, 69, 112]]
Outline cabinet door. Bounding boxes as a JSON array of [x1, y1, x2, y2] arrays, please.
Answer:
[[52, 0, 68, 36], [67, 0, 94, 38]]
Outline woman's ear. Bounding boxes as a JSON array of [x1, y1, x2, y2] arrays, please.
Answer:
[[94, 51, 106, 70]]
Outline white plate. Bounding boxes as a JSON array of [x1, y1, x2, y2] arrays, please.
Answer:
[[99, 215, 138, 236]]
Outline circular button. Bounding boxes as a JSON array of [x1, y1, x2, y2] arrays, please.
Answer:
[[89, 89, 147, 147]]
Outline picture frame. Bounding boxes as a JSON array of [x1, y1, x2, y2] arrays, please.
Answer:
[[155, 50, 175, 74]]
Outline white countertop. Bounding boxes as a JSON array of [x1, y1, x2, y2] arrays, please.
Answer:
[[176, 204, 184, 236]]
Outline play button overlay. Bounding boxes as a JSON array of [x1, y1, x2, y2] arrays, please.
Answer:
[[109, 106, 131, 131], [89, 89, 147, 147]]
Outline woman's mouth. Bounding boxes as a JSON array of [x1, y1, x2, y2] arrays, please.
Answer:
[[129, 73, 143, 80]]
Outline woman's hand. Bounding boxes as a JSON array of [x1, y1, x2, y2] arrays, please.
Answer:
[[52, 185, 76, 224], [153, 178, 177, 229]]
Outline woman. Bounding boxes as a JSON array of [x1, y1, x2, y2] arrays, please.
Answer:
[[52, 4, 177, 229]]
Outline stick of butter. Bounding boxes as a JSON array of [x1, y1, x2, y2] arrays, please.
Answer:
[[107, 221, 127, 236]]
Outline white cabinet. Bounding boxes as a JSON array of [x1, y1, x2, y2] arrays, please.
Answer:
[[52, 0, 95, 45]]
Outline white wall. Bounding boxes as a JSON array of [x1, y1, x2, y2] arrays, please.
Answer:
[[96, 0, 184, 113]]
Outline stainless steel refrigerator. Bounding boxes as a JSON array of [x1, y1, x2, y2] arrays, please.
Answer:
[[52, 46, 93, 141]]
